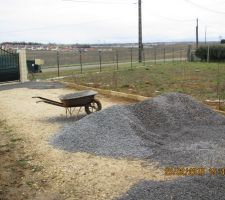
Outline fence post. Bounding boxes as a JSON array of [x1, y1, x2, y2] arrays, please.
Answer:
[[148, 48, 151, 63], [57, 51, 60, 77], [99, 50, 102, 72], [116, 50, 119, 70], [163, 48, 166, 64], [187, 45, 191, 62], [154, 47, 157, 64], [130, 47, 133, 68], [180, 49, 182, 62], [112, 71, 118, 90], [172, 47, 175, 63], [143, 49, 145, 66], [207, 45, 210, 63], [112, 51, 115, 70], [79, 50, 83, 74]]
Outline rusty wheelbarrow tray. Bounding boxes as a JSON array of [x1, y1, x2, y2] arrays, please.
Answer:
[[33, 90, 102, 116]]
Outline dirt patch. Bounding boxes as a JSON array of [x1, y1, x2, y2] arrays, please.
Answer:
[[0, 82, 167, 200], [0, 120, 48, 200]]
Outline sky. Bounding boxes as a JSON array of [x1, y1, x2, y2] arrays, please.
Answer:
[[0, 0, 225, 44]]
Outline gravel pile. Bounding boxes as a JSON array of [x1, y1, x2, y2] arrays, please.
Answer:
[[51, 92, 225, 167], [51, 106, 152, 158], [51, 92, 225, 199], [117, 176, 225, 200]]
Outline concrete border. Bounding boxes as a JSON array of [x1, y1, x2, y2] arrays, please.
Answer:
[[59, 81, 150, 102], [213, 109, 225, 115], [57, 81, 225, 115]]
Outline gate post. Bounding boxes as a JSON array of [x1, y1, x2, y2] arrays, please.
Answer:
[[17, 50, 28, 82]]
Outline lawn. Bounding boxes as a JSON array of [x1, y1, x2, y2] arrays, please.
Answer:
[[61, 62, 225, 102]]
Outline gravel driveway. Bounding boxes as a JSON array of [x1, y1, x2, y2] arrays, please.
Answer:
[[0, 81, 166, 200], [1, 81, 224, 200]]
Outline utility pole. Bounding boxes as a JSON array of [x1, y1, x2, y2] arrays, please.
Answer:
[[138, 0, 143, 63], [196, 18, 199, 49]]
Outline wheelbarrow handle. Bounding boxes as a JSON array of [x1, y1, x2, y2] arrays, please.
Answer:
[[32, 96, 64, 107], [32, 96, 54, 101]]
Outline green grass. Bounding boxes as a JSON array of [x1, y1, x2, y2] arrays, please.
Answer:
[[30, 61, 225, 102], [60, 62, 225, 101], [16, 159, 28, 168]]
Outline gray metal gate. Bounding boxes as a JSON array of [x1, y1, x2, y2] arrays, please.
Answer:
[[0, 48, 20, 82]]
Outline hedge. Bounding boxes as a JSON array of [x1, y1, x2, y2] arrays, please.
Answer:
[[195, 45, 225, 62]]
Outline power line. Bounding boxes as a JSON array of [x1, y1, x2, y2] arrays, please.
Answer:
[[62, 0, 136, 4], [150, 14, 195, 23], [63, 0, 142, 62], [183, 0, 225, 15], [0, 18, 120, 34]]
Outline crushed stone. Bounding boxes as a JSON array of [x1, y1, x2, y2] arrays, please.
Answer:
[[50, 92, 225, 200], [51, 93, 225, 167]]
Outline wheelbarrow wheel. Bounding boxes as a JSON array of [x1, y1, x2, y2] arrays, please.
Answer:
[[85, 99, 102, 114]]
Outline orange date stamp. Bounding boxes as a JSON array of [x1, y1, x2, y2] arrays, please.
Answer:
[[164, 167, 225, 176]]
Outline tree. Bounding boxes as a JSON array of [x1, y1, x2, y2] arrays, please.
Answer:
[[221, 39, 225, 44]]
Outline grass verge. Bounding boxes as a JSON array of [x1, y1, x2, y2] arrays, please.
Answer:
[[60, 62, 225, 101]]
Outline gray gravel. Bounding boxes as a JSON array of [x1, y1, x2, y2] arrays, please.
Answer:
[[116, 176, 225, 200], [50, 92, 225, 199], [51, 106, 153, 158], [0, 81, 64, 91], [51, 92, 225, 166]]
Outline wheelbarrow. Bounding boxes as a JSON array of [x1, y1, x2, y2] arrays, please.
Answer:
[[33, 90, 102, 116]]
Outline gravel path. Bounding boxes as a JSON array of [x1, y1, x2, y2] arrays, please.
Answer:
[[0, 81, 165, 200], [0, 81, 64, 91], [2, 81, 225, 200]]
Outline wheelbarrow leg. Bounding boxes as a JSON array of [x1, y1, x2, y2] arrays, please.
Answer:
[[77, 107, 82, 115], [65, 108, 68, 117], [68, 108, 71, 116], [72, 108, 76, 116], [65, 107, 82, 117]]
